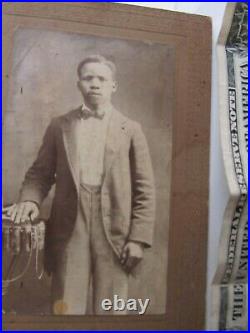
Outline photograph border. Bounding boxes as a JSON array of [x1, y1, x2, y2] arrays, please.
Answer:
[[2, 2, 211, 330]]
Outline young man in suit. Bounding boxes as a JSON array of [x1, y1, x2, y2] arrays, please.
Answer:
[[4, 55, 155, 315]]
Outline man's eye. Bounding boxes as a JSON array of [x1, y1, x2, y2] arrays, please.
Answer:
[[98, 77, 106, 82], [81, 76, 93, 81]]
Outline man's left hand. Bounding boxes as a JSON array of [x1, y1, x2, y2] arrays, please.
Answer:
[[120, 241, 144, 273]]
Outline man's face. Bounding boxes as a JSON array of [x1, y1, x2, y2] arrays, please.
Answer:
[[78, 62, 117, 108]]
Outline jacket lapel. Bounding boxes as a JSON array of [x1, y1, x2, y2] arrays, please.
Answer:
[[62, 108, 81, 194], [104, 109, 128, 178]]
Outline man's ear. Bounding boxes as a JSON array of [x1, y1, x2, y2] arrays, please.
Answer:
[[112, 81, 118, 93]]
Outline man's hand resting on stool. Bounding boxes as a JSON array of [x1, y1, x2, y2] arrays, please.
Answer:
[[2, 202, 40, 224]]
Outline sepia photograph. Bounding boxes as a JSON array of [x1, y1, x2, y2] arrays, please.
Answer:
[[2, 27, 173, 316]]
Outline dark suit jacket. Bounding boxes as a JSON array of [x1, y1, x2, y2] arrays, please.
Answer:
[[19, 107, 155, 273]]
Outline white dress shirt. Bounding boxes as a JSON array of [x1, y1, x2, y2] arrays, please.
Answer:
[[79, 104, 112, 186]]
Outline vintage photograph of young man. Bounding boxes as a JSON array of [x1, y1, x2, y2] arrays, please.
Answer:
[[2, 29, 173, 315]]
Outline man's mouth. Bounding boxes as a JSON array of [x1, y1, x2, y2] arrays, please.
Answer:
[[88, 92, 102, 96]]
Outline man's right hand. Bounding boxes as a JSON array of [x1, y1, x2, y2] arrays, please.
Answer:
[[2, 202, 40, 224]]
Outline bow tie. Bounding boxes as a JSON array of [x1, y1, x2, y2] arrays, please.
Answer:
[[81, 108, 105, 120]]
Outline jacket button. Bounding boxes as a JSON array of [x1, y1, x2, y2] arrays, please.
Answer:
[[103, 209, 110, 217]]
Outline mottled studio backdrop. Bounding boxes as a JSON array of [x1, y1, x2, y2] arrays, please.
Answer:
[[3, 28, 173, 314]]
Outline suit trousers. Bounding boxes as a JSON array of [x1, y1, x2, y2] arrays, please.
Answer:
[[51, 183, 129, 315]]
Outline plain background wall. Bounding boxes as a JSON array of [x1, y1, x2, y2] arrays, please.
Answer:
[[3, 28, 174, 314], [120, 1, 228, 328]]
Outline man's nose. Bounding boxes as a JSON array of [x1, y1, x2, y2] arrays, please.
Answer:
[[90, 78, 101, 89]]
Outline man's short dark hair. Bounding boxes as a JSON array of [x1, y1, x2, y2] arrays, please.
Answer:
[[77, 55, 116, 79]]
